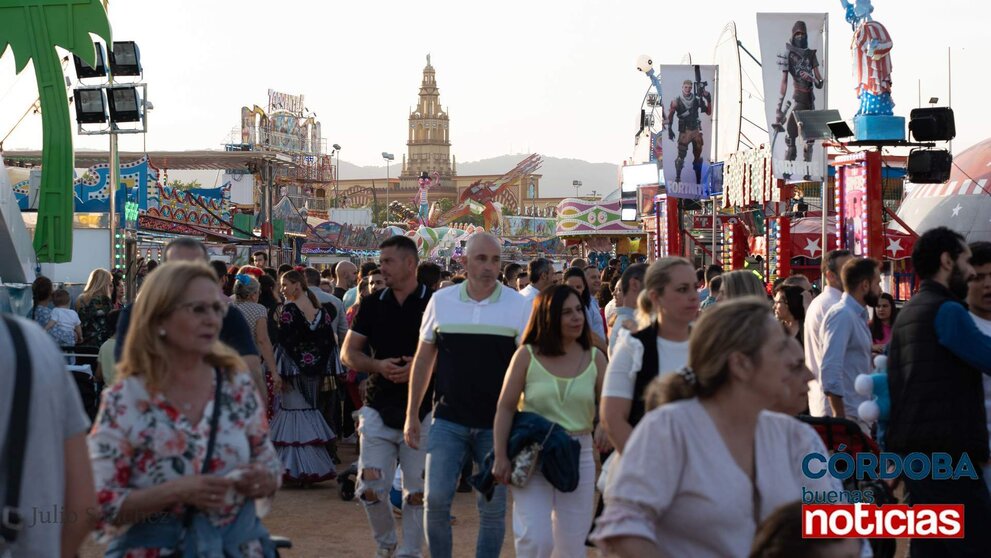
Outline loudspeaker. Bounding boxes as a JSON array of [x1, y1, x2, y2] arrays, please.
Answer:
[[909, 107, 956, 141], [907, 149, 953, 184]]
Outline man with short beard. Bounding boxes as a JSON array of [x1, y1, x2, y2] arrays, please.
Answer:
[[819, 257, 880, 431], [888, 227, 991, 558]]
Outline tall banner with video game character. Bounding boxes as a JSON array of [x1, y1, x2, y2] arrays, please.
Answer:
[[660, 64, 716, 199], [757, 13, 828, 182]]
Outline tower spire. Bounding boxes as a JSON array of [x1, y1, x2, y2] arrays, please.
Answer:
[[401, 54, 454, 192]]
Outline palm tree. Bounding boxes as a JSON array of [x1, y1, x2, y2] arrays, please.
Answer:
[[0, 1, 111, 262]]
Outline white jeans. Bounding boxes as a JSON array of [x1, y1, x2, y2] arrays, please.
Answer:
[[511, 434, 595, 558], [357, 406, 431, 558]]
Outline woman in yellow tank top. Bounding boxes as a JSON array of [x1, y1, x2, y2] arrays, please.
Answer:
[[492, 285, 607, 558]]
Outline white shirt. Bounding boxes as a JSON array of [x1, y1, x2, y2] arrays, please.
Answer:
[[971, 312, 991, 453], [518, 283, 539, 302], [419, 282, 531, 345], [607, 307, 637, 358], [804, 286, 843, 416], [309, 286, 347, 346], [602, 328, 690, 399], [591, 398, 839, 557], [50, 307, 80, 329]]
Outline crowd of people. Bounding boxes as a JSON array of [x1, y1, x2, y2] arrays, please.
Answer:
[[2, 225, 991, 557]]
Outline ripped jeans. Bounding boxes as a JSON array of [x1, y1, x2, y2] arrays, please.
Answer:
[[357, 406, 432, 557]]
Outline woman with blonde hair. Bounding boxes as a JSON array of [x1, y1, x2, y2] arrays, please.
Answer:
[[719, 269, 768, 301], [591, 298, 838, 557], [88, 261, 280, 555], [76, 267, 115, 346], [600, 257, 697, 453]]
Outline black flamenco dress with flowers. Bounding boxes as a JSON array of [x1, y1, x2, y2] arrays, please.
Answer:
[[270, 301, 340, 483]]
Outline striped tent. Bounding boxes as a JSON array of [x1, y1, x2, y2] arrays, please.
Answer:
[[892, 137, 991, 243]]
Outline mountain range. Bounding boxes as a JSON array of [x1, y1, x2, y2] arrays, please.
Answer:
[[339, 154, 621, 198]]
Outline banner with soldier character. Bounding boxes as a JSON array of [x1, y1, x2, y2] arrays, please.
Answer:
[[660, 64, 716, 199], [757, 13, 828, 182]]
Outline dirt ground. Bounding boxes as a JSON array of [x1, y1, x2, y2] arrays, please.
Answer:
[[80, 442, 598, 557]]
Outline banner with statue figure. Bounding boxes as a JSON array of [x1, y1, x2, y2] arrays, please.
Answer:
[[660, 64, 716, 199], [757, 13, 828, 182]]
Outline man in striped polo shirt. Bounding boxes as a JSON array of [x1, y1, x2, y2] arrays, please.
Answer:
[[405, 233, 531, 558]]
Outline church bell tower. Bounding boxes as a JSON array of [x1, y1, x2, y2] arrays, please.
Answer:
[[400, 55, 455, 191]]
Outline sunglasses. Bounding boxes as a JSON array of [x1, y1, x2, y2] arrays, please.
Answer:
[[176, 301, 228, 318]]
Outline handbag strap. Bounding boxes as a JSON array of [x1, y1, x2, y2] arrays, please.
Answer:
[[182, 368, 224, 528], [536, 422, 556, 450], [201, 368, 224, 474], [1, 316, 32, 544]]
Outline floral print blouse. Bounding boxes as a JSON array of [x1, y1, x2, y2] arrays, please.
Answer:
[[88, 370, 281, 555], [78, 294, 114, 346]]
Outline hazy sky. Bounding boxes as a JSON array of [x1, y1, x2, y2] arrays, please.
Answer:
[[0, 0, 983, 169]]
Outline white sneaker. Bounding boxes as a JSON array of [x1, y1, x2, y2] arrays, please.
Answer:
[[375, 546, 396, 558]]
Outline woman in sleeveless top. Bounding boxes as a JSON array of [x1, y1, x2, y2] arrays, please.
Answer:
[[601, 257, 697, 454], [493, 285, 606, 557]]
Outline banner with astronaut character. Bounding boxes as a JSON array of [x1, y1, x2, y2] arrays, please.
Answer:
[[757, 13, 828, 182], [660, 64, 716, 199]]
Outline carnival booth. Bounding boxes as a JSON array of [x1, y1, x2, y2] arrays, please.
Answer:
[[556, 198, 648, 264]]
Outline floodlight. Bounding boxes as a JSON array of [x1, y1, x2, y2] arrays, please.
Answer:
[[73, 42, 107, 79], [333, 143, 341, 151], [827, 120, 855, 140], [73, 88, 108, 124], [107, 86, 142, 123], [928, 97, 939, 105], [794, 109, 843, 140], [382, 152, 394, 160], [109, 41, 142, 76]]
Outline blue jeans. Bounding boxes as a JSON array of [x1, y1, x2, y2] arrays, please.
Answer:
[[424, 417, 506, 558]]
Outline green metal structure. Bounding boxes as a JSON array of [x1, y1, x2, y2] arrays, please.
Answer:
[[0, 0, 111, 262]]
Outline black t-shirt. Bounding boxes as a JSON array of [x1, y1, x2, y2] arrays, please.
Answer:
[[333, 286, 348, 301], [350, 284, 433, 429]]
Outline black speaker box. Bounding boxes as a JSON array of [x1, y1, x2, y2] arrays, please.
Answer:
[[907, 149, 953, 184], [909, 107, 956, 142]]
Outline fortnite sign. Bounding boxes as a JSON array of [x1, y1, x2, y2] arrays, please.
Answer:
[[268, 89, 304, 115]]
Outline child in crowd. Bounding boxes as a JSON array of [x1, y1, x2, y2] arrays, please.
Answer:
[[46, 288, 81, 349]]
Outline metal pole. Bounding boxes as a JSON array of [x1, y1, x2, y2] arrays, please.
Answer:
[[820, 15, 829, 265], [947, 47, 952, 154], [266, 161, 273, 265], [385, 159, 390, 225], [109, 130, 118, 270], [108, 70, 117, 271], [711, 65, 719, 265]]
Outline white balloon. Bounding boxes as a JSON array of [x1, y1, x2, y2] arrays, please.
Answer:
[[854, 374, 874, 396], [858, 399, 881, 423], [874, 354, 888, 371]]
